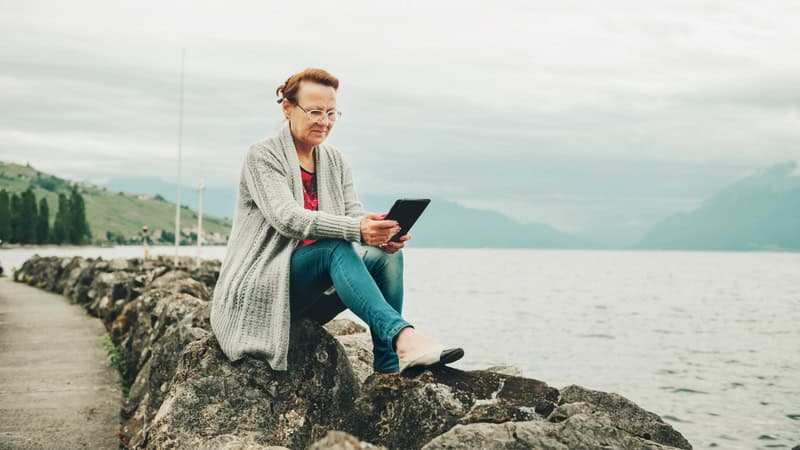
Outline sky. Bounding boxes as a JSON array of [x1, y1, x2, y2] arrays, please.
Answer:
[[2, 1, 799, 245]]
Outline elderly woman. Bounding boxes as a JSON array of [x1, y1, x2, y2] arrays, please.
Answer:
[[211, 68, 464, 374]]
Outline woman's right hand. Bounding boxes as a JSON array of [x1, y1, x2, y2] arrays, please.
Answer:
[[360, 212, 401, 246]]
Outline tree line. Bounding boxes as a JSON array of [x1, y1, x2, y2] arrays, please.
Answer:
[[0, 186, 91, 245]]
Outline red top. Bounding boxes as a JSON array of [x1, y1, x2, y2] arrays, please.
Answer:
[[296, 166, 318, 249]]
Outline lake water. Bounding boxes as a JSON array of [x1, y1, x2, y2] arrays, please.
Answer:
[[1, 245, 798, 449]]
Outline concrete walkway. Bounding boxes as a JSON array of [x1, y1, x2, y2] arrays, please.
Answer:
[[0, 276, 121, 449]]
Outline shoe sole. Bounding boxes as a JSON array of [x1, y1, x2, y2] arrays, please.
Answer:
[[399, 347, 465, 374], [438, 347, 464, 366]]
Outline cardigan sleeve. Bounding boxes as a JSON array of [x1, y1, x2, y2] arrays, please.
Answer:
[[243, 144, 362, 242], [341, 155, 366, 219]]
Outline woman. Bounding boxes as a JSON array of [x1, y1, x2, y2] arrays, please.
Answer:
[[210, 68, 464, 374]]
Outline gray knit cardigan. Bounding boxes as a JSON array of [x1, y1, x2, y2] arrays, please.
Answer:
[[211, 122, 367, 370]]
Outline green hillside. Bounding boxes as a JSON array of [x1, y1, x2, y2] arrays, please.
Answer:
[[0, 161, 232, 245]]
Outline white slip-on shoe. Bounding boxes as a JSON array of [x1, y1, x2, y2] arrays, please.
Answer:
[[398, 343, 465, 373]]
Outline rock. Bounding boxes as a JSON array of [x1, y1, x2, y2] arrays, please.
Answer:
[[117, 291, 212, 448], [147, 270, 212, 301], [486, 365, 523, 377], [88, 270, 142, 325], [422, 402, 682, 449], [332, 332, 374, 386], [14, 254, 65, 290], [323, 318, 367, 336], [110, 257, 134, 271], [62, 258, 96, 304], [196, 434, 290, 449], [345, 367, 559, 449], [305, 430, 387, 450], [559, 385, 692, 449], [147, 319, 360, 449]]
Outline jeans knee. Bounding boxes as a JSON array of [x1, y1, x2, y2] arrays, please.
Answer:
[[383, 249, 403, 276], [329, 239, 356, 257]]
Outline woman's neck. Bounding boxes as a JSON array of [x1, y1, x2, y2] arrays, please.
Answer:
[[292, 137, 315, 160]]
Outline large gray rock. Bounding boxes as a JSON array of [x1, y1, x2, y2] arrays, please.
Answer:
[[305, 431, 387, 450], [332, 332, 374, 386], [346, 367, 560, 450], [88, 270, 142, 326], [147, 319, 360, 449], [486, 365, 524, 377], [118, 291, 211, 448], [147, 269, 212, 301], [559, 385, 692, 449], [323, 318, 367, 336], [422, 401, 681, 449]]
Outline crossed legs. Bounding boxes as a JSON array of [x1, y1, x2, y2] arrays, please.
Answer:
[[289, 239, 413, 373]]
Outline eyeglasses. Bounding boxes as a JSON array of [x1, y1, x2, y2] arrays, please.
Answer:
[[294, 103, 342, 123]]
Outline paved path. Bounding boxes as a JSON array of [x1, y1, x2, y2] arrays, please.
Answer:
[[0, 276, 121, 449]]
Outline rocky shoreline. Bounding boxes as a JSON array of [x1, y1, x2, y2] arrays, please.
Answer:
[[13, 254, 692, 449]]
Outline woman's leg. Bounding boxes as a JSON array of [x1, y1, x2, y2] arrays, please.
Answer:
[[289, 239, 413, 367], [361, 245, 405, 373]]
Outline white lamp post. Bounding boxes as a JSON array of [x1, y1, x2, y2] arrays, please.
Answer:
[[196, 177, 205, 267], [174, 48, 185, 267]]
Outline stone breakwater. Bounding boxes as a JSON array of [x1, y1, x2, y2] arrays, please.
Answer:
[[14, 254, 693, 450]]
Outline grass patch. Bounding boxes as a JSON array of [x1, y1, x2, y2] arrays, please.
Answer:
[[102, 333, 135, 398]]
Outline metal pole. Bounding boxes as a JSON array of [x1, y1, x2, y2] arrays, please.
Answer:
[[196, 177, 205, 267], [174, 48, 185, 266]]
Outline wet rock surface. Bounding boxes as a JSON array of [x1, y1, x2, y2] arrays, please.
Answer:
[[13, 254, 693, 450]]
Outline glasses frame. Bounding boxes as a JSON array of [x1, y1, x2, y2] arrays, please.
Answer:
[[294, 103, 342, 123]]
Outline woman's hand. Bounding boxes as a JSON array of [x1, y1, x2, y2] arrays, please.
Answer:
[[379, 233, 410, 254], [360, 212, 400, 246]]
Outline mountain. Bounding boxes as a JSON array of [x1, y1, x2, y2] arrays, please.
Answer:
[[0, 161, 232, 245], [359, 195, 589, 249], [636, 161, 800, 251], [101, 177, 588, 249]]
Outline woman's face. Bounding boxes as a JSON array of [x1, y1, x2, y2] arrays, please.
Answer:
[[282, 80, 337, 150]]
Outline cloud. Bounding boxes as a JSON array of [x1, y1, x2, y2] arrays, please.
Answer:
[[2, 0, 799, 244]]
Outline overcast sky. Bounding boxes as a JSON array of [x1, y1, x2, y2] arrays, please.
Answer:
[[2, 1, 799, 243]]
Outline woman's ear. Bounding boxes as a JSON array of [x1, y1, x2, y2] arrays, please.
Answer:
[[281, 99, 292, 119]]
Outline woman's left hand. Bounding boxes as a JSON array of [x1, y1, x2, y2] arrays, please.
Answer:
[[379, 233, 411, 254]]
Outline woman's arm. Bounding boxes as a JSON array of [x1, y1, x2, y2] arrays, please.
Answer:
[[341, 156, 366, 219], [243, 143, 362, 242]]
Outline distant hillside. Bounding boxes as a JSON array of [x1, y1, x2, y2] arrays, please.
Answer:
[[0, 161, 232, 245], [103, 178, 588, 249], [636, 161, 800, 251], [359, 195, 589, 249]]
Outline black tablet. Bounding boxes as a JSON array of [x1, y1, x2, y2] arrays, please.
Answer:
[[384, 198, 431, 242]]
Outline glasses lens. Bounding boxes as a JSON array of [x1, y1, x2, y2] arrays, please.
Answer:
[[308, 110, 325, 122], [327, 110, 341, 122]]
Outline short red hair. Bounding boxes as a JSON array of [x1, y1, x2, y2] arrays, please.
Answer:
[[276, 68, 339, 104]]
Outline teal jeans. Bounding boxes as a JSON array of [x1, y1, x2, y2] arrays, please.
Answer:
[[289, 239, 414, 373]]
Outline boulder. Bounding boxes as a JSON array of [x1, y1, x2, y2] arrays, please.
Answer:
[[422, 401, 682, 449], [486, 365, 524, 377], [147, 270, 212, 301], [88, 270, 142, 326], [306, 431, 387, 450], [146, 319, 360, 449], [323, 318, 367, 336], [116, 291, 211, 448], [332, 332, 374, 386], [558, 385, 692, 449], [345, 367, 559, 450]]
